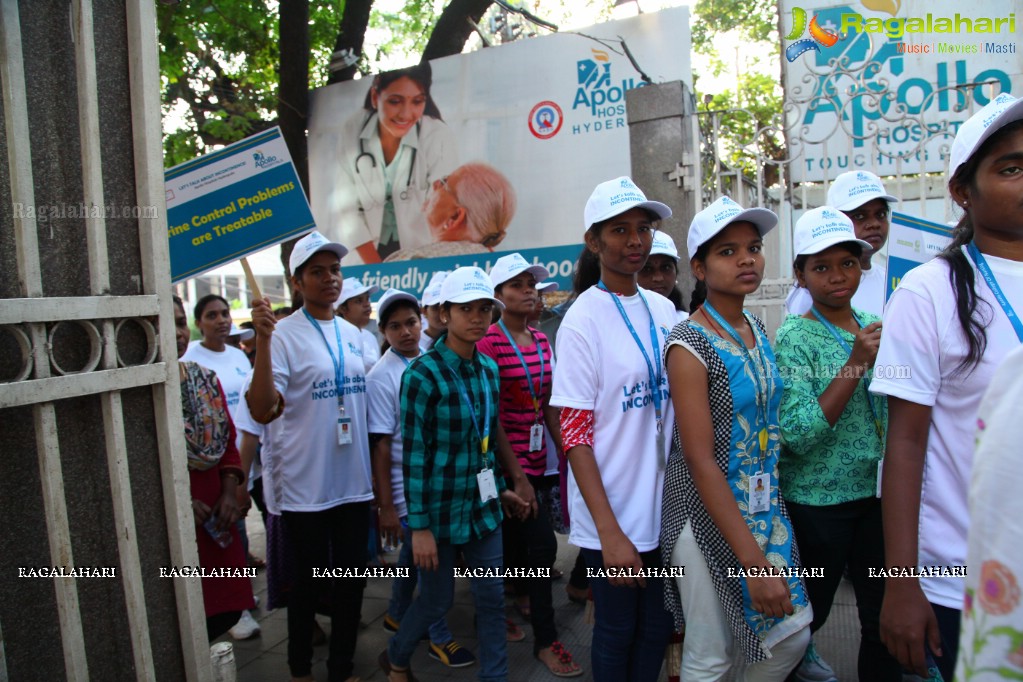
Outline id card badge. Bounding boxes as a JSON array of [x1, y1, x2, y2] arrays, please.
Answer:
[[529, 423, 544, 452], [749, 472, 771, 514], [876, 459, 884, 498], [337, 416, 353, 445], [477, 468, 498, 502]]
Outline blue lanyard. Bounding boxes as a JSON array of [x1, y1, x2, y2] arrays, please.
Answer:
[[596, 282, 664, 434], [498, 320, 546, 420], [390, 347, 417, 367], [302, 309, 346, 412], [967, 242, 1023, 343], [443, 361, 492, 459], [702, 301, 771, 459], [810, 308, 884, 441]]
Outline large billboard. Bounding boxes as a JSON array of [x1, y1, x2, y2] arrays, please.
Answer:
[[307, 7, 692, 294], [781, 0, 1022, 183]]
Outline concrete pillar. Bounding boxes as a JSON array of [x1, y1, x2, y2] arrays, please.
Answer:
[[626, 80, 701, 309]]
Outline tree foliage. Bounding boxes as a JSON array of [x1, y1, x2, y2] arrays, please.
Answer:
[[690, 0, 778, 55]]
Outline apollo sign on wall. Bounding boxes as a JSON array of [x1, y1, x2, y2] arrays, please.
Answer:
[[781, 0, 1022, 184], [306, 8, 691, 296]]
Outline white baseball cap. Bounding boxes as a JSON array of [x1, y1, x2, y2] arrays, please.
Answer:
[[289, 231, 348, 274], [537, 281, 559, 293], [649, 231, 680, 261], [377, 288, 420, 321], [686, 196, 777, 259], [949, 92, 1023, 182], [489, 253, 549, 288], [583, 176, 672, 230], [228, 324, 255, 342], [439, 266, 505, 309], [421, 271, 450, 306], [338, 277, 379, 304], [827, 171, 898, 211], [793, 207, 872, 257]]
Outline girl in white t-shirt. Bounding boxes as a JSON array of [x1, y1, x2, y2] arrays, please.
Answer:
[[248, 231, 372, 682], [870, 93, 1023, 681], [551, 177, 676, 682]]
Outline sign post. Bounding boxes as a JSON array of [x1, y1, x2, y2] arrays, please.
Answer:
[[164, 126, 315, 285]]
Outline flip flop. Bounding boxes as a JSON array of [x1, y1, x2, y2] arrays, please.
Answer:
[[506, 618, 526, 642], [536, 641, 583, 678]]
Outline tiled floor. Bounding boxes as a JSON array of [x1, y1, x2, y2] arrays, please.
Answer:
[[221, 510, 861, 681]]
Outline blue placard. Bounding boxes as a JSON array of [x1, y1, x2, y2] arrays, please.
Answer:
[[885, 211, 954, 300], [165, 127, 315, 283]]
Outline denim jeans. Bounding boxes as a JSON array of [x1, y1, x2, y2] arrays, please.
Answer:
[[389, 527, 507, 682], [387, 519, 454, 644], [581, 546, 674, 682]]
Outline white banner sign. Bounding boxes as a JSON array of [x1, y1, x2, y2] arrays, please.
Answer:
[[306, 7, 691, 292], [781, 0, 1022, 183]]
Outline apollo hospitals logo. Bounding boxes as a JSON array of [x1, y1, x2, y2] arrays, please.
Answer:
[[784, 6, 841, 62], [252, 149, 279, 169]]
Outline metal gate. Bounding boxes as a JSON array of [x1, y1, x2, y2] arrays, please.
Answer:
[[695, 31, 1004, 336], [0, 2, 211, 680]]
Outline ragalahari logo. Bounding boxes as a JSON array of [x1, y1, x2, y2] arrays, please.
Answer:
[[785, 7, 841, 62]]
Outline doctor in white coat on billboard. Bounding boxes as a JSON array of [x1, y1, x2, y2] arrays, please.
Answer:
[[328, 62, 458, 265]]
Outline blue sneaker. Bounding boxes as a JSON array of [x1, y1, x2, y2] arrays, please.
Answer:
[[429, 640, 476, 668]]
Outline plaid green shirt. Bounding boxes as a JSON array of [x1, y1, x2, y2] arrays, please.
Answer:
[[400, 334, 506, 543]]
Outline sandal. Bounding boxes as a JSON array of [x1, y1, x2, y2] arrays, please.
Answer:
[[536, 641, 583, 678], [506, 618, 526, 642], [378, 650, 417, 682]]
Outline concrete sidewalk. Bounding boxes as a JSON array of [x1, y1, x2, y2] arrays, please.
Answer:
[[221, 511, 862, 681]]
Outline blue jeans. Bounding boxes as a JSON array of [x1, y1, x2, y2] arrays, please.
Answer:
[[387, 519, 454, 644], [389, 527, 507, 682], [582, 547, 674, 682]]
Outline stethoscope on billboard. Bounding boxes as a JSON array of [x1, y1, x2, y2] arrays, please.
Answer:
[[354, 120, 420, 201]]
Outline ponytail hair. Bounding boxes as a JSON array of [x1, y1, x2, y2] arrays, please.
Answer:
[[572, 246, 601, 296], [688, 240, 713, 311], [936, 218, 987, 375]]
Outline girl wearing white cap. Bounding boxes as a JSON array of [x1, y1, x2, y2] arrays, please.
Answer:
[[248, 231, 372, 682], [786, 171, 897, 317], [551, 177, 676, 681], [479, 254, 582, 677], [660, 196, 812, 681], [638, 231, 689, 325], [869, 93, 1023, 681], [337, 276, 383, 372], [367, 289, 476, 670], [380, 266, 529, 682], [774, 207, 901, 681]]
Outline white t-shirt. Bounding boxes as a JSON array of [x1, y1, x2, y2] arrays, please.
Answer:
[[870, 248, 1023, 609], [231, 372, 263, 490], [360, 327, 382, 372], [260, 312, 373, 515], [551, 286, 676, 552], [365, 347, 416, 518], [181, 342, 251, 415], [786, 255, 887, 317]]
